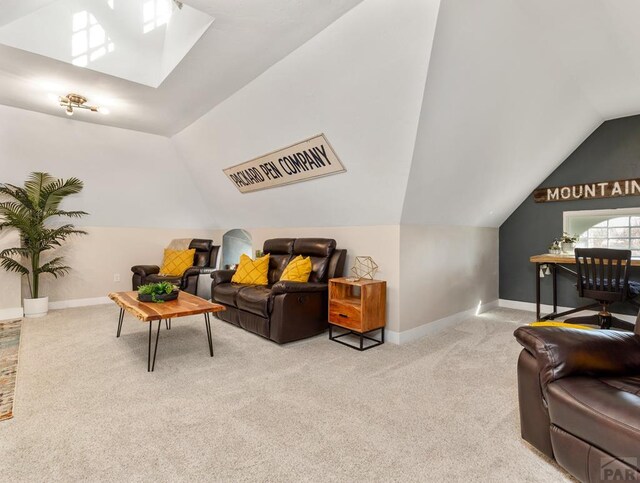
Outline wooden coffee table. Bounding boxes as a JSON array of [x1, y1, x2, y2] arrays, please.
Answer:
[[108, 291, 225, 372]]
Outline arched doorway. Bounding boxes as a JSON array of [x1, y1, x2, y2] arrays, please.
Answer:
[[221, 229, 252, 269]]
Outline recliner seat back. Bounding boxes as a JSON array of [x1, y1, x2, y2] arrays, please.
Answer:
[[189, 239, 216, 268], [262, 238, 338, 284], [292, 238, 336, 283], [263, 238, 295, 285]]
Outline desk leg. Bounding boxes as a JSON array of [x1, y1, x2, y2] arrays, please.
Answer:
[[552, 264, 558, 316], [535, 263, 541, 320], [116, 308, 124, 338]]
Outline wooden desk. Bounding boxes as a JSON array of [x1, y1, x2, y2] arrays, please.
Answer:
[[109, 291, 225, 372], [530, 254, 640, 320]]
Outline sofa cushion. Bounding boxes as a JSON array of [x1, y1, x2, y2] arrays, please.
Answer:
[[293, 238, 336, 283], [547, 376, 640, 466], [213, 283, 244, 307], [236, 286, 273, 318]]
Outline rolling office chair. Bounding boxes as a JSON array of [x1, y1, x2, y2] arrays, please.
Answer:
[[567, 248, 640, 330]]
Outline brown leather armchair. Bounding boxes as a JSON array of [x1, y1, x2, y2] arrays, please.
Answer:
[[131, 239, 220, 295], [514, 317, 640, 482], [211, 238, 346, 344]]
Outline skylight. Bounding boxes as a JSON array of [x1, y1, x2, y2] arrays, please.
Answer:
[[143, 0, 172, 34], [0, 0, 214, 87], [72, 11, 114, 67]]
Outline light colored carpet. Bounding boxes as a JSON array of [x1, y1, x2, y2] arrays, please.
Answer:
[[0, 305, 572, 482]]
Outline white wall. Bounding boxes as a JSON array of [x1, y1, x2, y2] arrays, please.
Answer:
[[401, 0, 603, 228], [35, 226, 220, 305], [399, 225, 499, 339], [173, 0, 440, 228], [0, 104, 211, 229], [0, 230, 23, 320]]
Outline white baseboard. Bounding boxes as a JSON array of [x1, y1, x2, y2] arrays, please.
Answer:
[[0, 307, 23, 321], [386, 299, 499, 345], [498, 299, 638, 324], [49, 296, 112, 310]]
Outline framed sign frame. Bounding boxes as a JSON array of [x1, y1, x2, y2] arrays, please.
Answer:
[[223, 133, 346, 194]]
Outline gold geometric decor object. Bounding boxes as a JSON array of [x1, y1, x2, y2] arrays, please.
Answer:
[[350, 256, 379, 281]]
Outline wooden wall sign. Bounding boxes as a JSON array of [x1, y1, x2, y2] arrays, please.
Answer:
[[533, 178, 640, 203], [223, 133, 346, 194]]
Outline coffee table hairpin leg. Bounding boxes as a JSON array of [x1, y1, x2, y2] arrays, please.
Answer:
[[148, 320, 161, 372], [116, 308, 124, 337], [204, 312, 214, 357]]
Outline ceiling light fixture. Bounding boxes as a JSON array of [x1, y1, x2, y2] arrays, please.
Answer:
[[58, 93, 109, 116], [173, 0, 184, 10]]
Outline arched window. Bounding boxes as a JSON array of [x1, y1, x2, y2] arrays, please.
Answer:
[[564, 208, 640, 257]]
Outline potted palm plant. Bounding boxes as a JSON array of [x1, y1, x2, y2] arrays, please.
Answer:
[[0, 172, 88, 317]]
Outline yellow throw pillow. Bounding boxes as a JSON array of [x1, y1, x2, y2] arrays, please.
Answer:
[[159, 248, 195, 276], [530, 321, 595, 330], [231, 254, 270, 285], [280, 255, 312, 283]]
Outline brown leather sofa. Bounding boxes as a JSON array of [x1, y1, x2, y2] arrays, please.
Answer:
[[211, 238, 346, 344], [132, 239, 220, 295], [514, 318, 640, 482]]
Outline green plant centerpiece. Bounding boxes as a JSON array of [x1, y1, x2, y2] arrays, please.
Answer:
[[0, 172, 87, 317], [137, 281, 179, 303]]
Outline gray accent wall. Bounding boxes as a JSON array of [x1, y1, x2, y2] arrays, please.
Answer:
[[499, 115, 640, 314]]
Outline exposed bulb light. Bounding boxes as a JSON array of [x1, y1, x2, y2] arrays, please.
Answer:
[[57, 93, 109, 116]]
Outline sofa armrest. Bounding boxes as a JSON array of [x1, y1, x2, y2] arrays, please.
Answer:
[[514, 326, 640, 390], [131, 265, 160, 276], [182, 266, 216, 279], [210, 269, 235, 288], [271, 281, 328, 295]]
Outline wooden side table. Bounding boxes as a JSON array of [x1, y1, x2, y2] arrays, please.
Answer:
[[328, 277, 386, 351]]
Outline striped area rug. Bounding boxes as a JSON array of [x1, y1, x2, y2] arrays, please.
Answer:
[[0, 320, 21, 421]]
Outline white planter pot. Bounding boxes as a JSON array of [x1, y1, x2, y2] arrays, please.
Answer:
[[23, 296, 48, 318], [561, 242, 576, 254]]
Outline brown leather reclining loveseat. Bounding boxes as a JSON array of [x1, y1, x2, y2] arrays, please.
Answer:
[[514, 316, 640, 482], [211, 238, 346, 344]]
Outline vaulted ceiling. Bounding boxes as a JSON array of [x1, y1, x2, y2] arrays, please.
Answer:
[[401, 0, 640, 227], [0, 0, 364, 135]]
